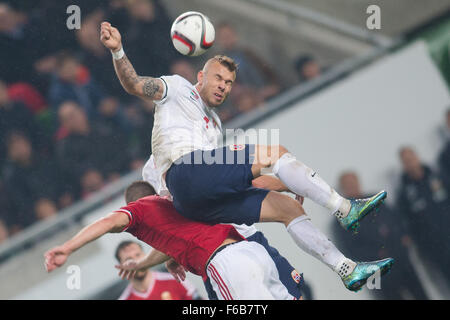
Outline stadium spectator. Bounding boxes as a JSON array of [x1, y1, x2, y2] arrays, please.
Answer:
[[124, 99, 155, 166], [169, 59, 197, 85], [115, 241, 200, 300], [76, 8, 127, 98], [0, 3, 33, 83], [396, 147, 450, 285], [34, 198, 58, 221], [80, 168, 105, 199], [97, 96, 131, 133], [6, 82, 48, 115], [2, 131, 59, 232], [331, 171, 428, 299], [294, 54, 322, 84], [119, 0, 177, 78], [48, 51, 105, 118], [56, 101, 131, 198], [216, 22, 282, 102], [0, 80, 44, 168]]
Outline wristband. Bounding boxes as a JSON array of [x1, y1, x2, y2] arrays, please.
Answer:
[[111, 46, 125, 60]]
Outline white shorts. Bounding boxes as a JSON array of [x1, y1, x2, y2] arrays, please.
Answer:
[[206, 241, 294, 300]]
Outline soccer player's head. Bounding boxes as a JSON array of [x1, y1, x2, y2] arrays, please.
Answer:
[[115, 241, 148, 280], [399, 146, 422, 177], [338, 171, 361, 199], [125, 181, 156, 204], [196, 55, 237, 108]]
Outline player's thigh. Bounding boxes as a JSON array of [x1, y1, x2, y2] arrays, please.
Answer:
[[247, 232, 303, 299], [259, 191, 306, 225], [246, 241, 293, 300]]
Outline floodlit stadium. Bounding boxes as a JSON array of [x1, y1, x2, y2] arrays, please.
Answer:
[[0, 0, 449, 302]]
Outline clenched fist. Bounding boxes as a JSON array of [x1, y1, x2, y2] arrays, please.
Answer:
[[100, 21, 122, 52]]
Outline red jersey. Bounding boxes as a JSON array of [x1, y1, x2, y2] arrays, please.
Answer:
[[115, 195, 243, 278], [118, 271, 197, 300]]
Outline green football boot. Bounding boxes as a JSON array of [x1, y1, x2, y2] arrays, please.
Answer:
[[341, 258, 395, 292], [337, 190, 387, 233]]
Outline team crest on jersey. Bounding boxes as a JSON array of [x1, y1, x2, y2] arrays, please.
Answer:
[[291, 270, 302, 284], [190, 90, 199, 101], [229, 144, 245, 151]]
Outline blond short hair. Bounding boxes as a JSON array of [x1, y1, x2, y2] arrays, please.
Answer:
[[208, 55, 238, 72]]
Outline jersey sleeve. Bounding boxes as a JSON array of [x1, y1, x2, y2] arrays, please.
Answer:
[[155, 75, 184, 106], [115, 202, 142, 232]]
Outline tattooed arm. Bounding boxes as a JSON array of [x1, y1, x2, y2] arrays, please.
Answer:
[[100, 21, 165, 101], [112, 55, 165, 100]]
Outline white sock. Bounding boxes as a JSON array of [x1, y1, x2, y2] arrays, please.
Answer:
[[286, 216, 354, 276], [273, 153, 351, 216]]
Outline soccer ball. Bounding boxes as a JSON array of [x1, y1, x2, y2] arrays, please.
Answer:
[[171, 11, 215, 56]]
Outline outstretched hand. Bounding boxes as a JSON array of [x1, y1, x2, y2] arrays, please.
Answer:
[[165, 258, 186, 283], [115, 259, 140, 280], [100, 21, 122, 52], [44, 246, 70, 272]]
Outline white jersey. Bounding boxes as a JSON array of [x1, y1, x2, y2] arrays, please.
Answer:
[[142, 155, 258, 239], [142, 155, 172, 200], [152, 75, 223, 178]]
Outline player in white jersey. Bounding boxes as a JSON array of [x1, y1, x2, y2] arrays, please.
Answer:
[[142, 155, 305, 299], [101, 22, 394, 291]]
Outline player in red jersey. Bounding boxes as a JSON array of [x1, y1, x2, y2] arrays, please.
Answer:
[[44, 181, 294, 299], [115, 240, 200, 300]]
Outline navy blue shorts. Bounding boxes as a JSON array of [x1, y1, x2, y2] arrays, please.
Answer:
[[165, 145, 270, 225], [204, 232, 304, 300]]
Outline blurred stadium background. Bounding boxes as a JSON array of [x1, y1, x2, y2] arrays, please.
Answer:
[[0, 0, 449, 300]]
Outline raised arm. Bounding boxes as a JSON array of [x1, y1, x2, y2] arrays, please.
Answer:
[[44, 211, 129, 272], [99, 21, 165, 101]]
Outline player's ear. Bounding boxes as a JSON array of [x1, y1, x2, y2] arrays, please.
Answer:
[[197, 70, 204, 85]]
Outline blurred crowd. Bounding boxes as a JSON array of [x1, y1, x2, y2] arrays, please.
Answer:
[[331, 109, 450, 299], [0, 0, 321, 242]]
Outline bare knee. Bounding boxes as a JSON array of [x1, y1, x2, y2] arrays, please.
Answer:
[[268, 145, 289, 162], [255, 144, 289, 166], [277, 145, 289, 158], [260, 192, 306, 226], [281, 198, 306, 226]]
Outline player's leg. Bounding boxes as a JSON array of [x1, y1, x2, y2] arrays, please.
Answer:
[[251, 144, 350, 215], [251, 144, 387, 232], [260, 191, 395, 291], [249, 241, 299, 300], [260, 191, 356, 275]]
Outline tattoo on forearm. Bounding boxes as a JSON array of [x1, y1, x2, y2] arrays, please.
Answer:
[[113, 54, 140, 87], [142, 78, 160, 98], [113, 54, 159, 98]]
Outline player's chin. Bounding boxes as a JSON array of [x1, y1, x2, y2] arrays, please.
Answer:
[[134, 270, 147, 280], [209, 97, 224, 108]]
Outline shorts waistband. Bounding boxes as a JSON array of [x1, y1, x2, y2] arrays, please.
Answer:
[[205, 241, 239, 271]]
